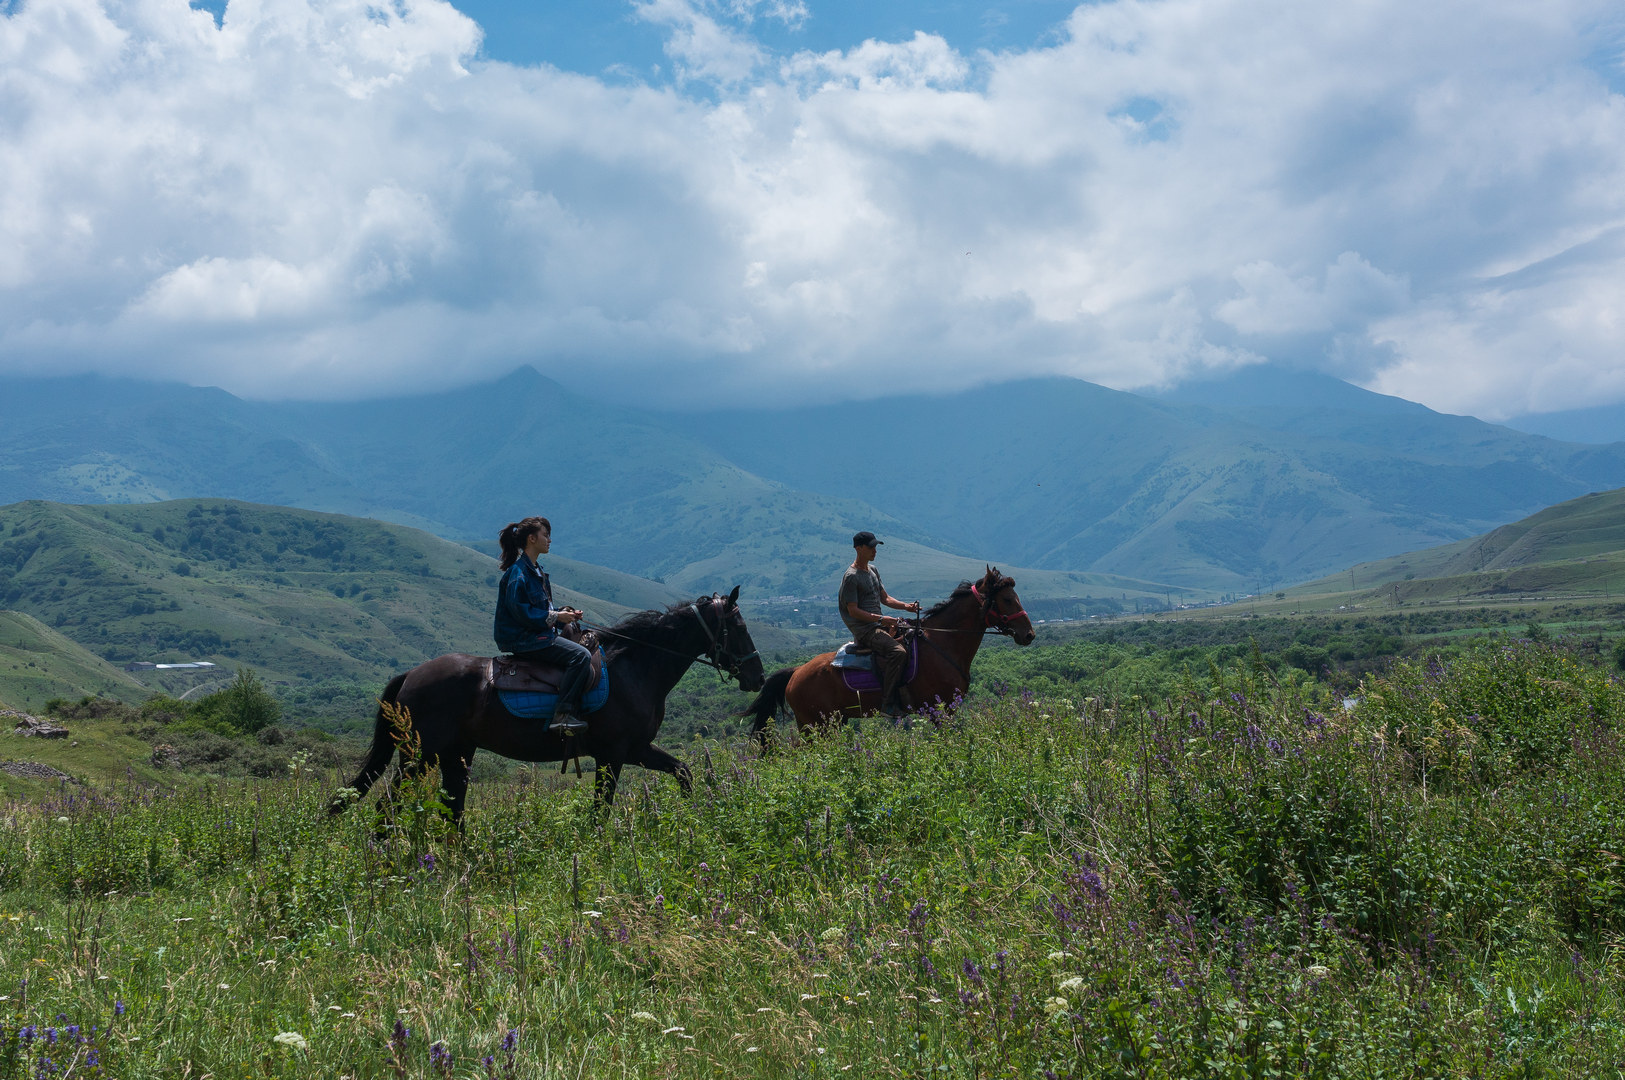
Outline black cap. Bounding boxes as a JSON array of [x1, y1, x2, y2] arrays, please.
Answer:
[[853, 530, 882, 548]]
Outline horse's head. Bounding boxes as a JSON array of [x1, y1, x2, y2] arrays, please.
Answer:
[[976, 566, 1036, 646], [694, 585, 766, 691]]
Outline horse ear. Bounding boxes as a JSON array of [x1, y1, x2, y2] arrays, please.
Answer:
[[728, 585, 740, 606]]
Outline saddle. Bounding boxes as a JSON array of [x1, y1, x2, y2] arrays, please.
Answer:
[[831, 632, 920, 692], [491, 625, 603, 692]]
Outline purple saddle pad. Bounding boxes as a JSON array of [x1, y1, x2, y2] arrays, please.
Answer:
[[839, 637, 920, 692]]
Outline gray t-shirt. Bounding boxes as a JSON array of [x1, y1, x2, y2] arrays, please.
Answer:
[[838, 565, 886, 637]]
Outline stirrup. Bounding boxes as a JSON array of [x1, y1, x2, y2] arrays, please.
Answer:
[[552, 712, 587, 735]]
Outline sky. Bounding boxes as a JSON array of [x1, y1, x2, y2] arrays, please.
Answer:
[[0, 0, 1622, 417]]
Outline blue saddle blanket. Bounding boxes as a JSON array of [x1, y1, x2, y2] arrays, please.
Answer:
[[831, 642, 876, 669], [497, 660, 610, 721]]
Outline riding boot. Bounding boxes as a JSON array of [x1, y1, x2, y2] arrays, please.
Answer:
[[883, 685, 914, 719], [552, 710, 588, 735]]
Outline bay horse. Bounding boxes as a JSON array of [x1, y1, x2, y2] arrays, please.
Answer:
[[329, 587, 765, 820], [743, 566, 1035, 736]]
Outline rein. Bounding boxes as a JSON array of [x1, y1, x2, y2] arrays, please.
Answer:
[[583, 597, 757, 681]]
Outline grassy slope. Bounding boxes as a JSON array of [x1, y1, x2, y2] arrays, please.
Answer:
[[0, 499, 646, 689], [0, 610, 151, 710], [0, 646, 1620, 1077], [1290, 487, 1625, 603]]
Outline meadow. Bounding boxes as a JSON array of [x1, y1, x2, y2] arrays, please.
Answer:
[[1, 637, 1623, 1077]]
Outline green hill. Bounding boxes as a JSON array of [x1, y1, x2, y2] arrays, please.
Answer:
[[0, 610, 151, 710], [10, 367, 1621, 594], [1290, 487, 1625, 603], [0, 499, 649, 689]]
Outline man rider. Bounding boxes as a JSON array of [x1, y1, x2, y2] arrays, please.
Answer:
[[838, 531, 920, 718]]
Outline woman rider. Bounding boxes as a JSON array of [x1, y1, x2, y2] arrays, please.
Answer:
[[494, 516, 593, 735]]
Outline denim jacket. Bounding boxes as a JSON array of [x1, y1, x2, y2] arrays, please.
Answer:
[[493, 554, 560, 653]]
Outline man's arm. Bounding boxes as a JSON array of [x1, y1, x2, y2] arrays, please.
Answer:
[[846, 601, 896, 626], [882, 593, 921, 613]]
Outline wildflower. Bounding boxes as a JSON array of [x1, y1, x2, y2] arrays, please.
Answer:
[[819, 926, 844, 942], [629, 1012, 660, 1025], [746, 1046, 759, 1053], [500, 1029, 517, 1054], [218, 983, 231, 990], [113, 1001, 125, 1017], [1057, 976, 1085, 993], [429, 1041, 453, 1073], [391, 1019, 411, 1050], [1306, 965, 1331, 978], [1046, 951, 1071, 961], [55, 816, 69, 824], [272, 1032, 309, 1051], [1042, 996, 1070, 1016], [662, 1026, 685, 1035]]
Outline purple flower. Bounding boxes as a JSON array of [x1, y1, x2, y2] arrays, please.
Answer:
[[391, 1019, 411, 1051], [113, 1001, 125, 1018], [429, 1041, 453, 1074], [501, 1029, 518, 1054], [419, 852, 437, 871], [962, 958, 984, 987]]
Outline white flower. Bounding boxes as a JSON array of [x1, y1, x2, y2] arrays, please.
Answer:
[[746, 1046, 759, 1053], [218, 983, 231, 990], [1306, 965, 1331, 978], [55, 816, 69, 824], [1057, 976, 1085, 993], [272, 1032, 308, 1051], [819, 926, 844, 942], [1046, 951, 1071, 961], [630, 1012, 660, 1025], [662, 1026, 685, 1035], [1042, 996, 1070, 1016]]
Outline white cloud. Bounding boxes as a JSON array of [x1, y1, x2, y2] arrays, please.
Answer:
[[0, 0, 1622, 413]]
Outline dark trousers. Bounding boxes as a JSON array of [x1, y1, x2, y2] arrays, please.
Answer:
[[512, 636, 594, 714], [854, 625, 909, 708]]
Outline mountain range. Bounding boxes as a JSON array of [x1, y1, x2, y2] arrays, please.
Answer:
[[2, 366, 1620, 594]]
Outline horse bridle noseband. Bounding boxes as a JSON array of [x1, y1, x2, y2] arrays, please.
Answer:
[[969, 580, 1028, 636], [688, 596, 760, 681]]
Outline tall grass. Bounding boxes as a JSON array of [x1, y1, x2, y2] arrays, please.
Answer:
[[1, 639, 1621, 1077]]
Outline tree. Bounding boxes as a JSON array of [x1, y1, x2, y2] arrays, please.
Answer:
[[190, 668, 280, 735]]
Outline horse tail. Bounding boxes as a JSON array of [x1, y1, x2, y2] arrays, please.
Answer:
[[741, 666, 794, 742], [328, 672, 409, 815]]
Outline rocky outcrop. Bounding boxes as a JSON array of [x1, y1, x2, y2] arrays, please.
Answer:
[[0, 761, 78, 782], [9, 714, 70, 739]]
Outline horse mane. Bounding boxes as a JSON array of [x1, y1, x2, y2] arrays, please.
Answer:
[[600, 597, 711, 659], [921, 571, 1015, 621], [922, 581, 977, 621]]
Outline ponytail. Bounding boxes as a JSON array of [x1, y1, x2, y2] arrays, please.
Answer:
[[498, 516, 551, 570]]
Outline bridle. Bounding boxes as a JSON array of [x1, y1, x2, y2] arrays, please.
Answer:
[[687, 596, 760, 682], [970, 580, 1029, 637], [584, 595, 758, 683]]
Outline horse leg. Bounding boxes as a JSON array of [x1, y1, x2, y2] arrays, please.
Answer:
[[440, 744, 476, 827], [593, 761, 625, 807], [634, 744, 693, 794]]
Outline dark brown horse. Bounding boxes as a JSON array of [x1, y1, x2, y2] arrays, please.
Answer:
[[330, 588, 765, 820], [744, 566, 1035, 735]]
